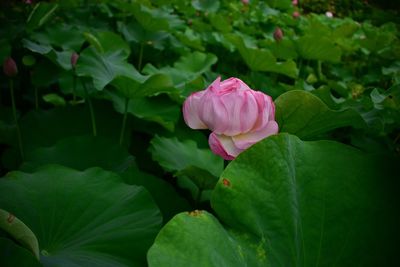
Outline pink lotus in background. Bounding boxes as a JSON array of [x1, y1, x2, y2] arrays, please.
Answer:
[[292, 0, 298, 6], [71, 52, 79, 68], [183, 77, 279, 160], [293, 11, 300, 18], [273, 27, 284, 42], [3, 57, 18, 77]]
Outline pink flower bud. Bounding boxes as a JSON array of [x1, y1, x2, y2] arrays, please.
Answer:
[[183, 77, 279, 160], [325, 11, 333, 18], [292, 0, 298, 6], [71, 52, 79, 68], [292, 11, 300, 19], [242, 0, 249, 5], [273, 27, 284, 42], [3, 57, 18, 77]]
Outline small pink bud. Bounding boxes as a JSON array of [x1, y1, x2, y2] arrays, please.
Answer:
[[292, 0, 298, 6], [3, 57, 18, 77], [242, 0, 249, 5], [273, 27, 284, 42], [325, 11, 333, 18], [71, 52, 79, 68], [293, 11, 300, 19]]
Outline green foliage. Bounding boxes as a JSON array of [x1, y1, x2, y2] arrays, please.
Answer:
[[0, 0, 399, 266], [0, 237, 42, 267], [0, 165, 162, 266], [148, 134, 399, 267], [275, 90, 366, 139]]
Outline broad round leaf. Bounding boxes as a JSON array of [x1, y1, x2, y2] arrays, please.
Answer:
[[0, 237, 42, 267], [149, 136, 223, 177], [226, 34, 298, 78], [0, 165, 162, 267], [19, 135, 189, 223], [275, 90, 366, 139], [148, 134, 398, 266], [297, 35, 342, 62], [20, 135, 135, 173], [75, 47, 137, 90]]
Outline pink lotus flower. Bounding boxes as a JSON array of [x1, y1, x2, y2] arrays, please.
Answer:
[[325, 11, 334, 18], [273, 27, 284, 42], [183, 77, 279, 160], [292, 0, 298, 6], [293, 11, 300, 19], [3, 57, 18, 77], [71, 52, 79, 68]]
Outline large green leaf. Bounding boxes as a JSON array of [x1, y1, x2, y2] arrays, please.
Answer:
[[275, 90, 366, 139], [192, 0, 220, 13], [296, 35, 342, 62], [227, 34, 298, 78], [0, 237, 42, 267], [0, 209, 39, 259], [111, 73, 175, 99], [121, 166, 191, 222], [149, 135, 223, 177], [26, 2, 58, 30], [118, 21, 169, 48], [22, 39, 73, 70], [17, 102, 130, 151], [124, 2, 183, 32], [18, 135, 189, 222], [29, 23, 85, 51], [0, 165, 162, 267], [75, 47, 136, 90], [148, 134, 398, 267], [105, 91, 180, 131], [20, 135, 135, 173], [142, 51, 217, 90]]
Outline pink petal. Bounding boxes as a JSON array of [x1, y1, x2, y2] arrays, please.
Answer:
[[199, 89, 229, 133], [182, 91, 207, 129], [220, 90, 258, 135], [219, 77, 251, 94], [251, 92, 275, 131], [232, 120, 279, 150], [209, 133, 242, 160], [208, 76, 221, 93]]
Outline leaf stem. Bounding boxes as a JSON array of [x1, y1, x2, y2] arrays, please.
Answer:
[[10, 79, 24, 161], [34, 86, 39, 110], [119, 97, 130, 145], [317, 60, 323, 81], [72, 74, 77, 104], [138, 43, 144, 72], [81, 79, 97, 137]]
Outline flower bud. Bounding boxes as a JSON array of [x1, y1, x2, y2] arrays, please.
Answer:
[[292, 11, 300, 19], [71, 52, 79, 68], [273, 27, 283, 42], [3, 57, 18, 77], [183, 77, 279, 160], [325, 11, 333, 18], [292, 0, 298, 6], [242, 0, 249, 5]]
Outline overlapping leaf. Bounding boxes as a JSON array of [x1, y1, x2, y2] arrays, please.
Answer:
[[148, 134, 398, 267], [275, 90, 366, 139], [0, 165, 162, 267]]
